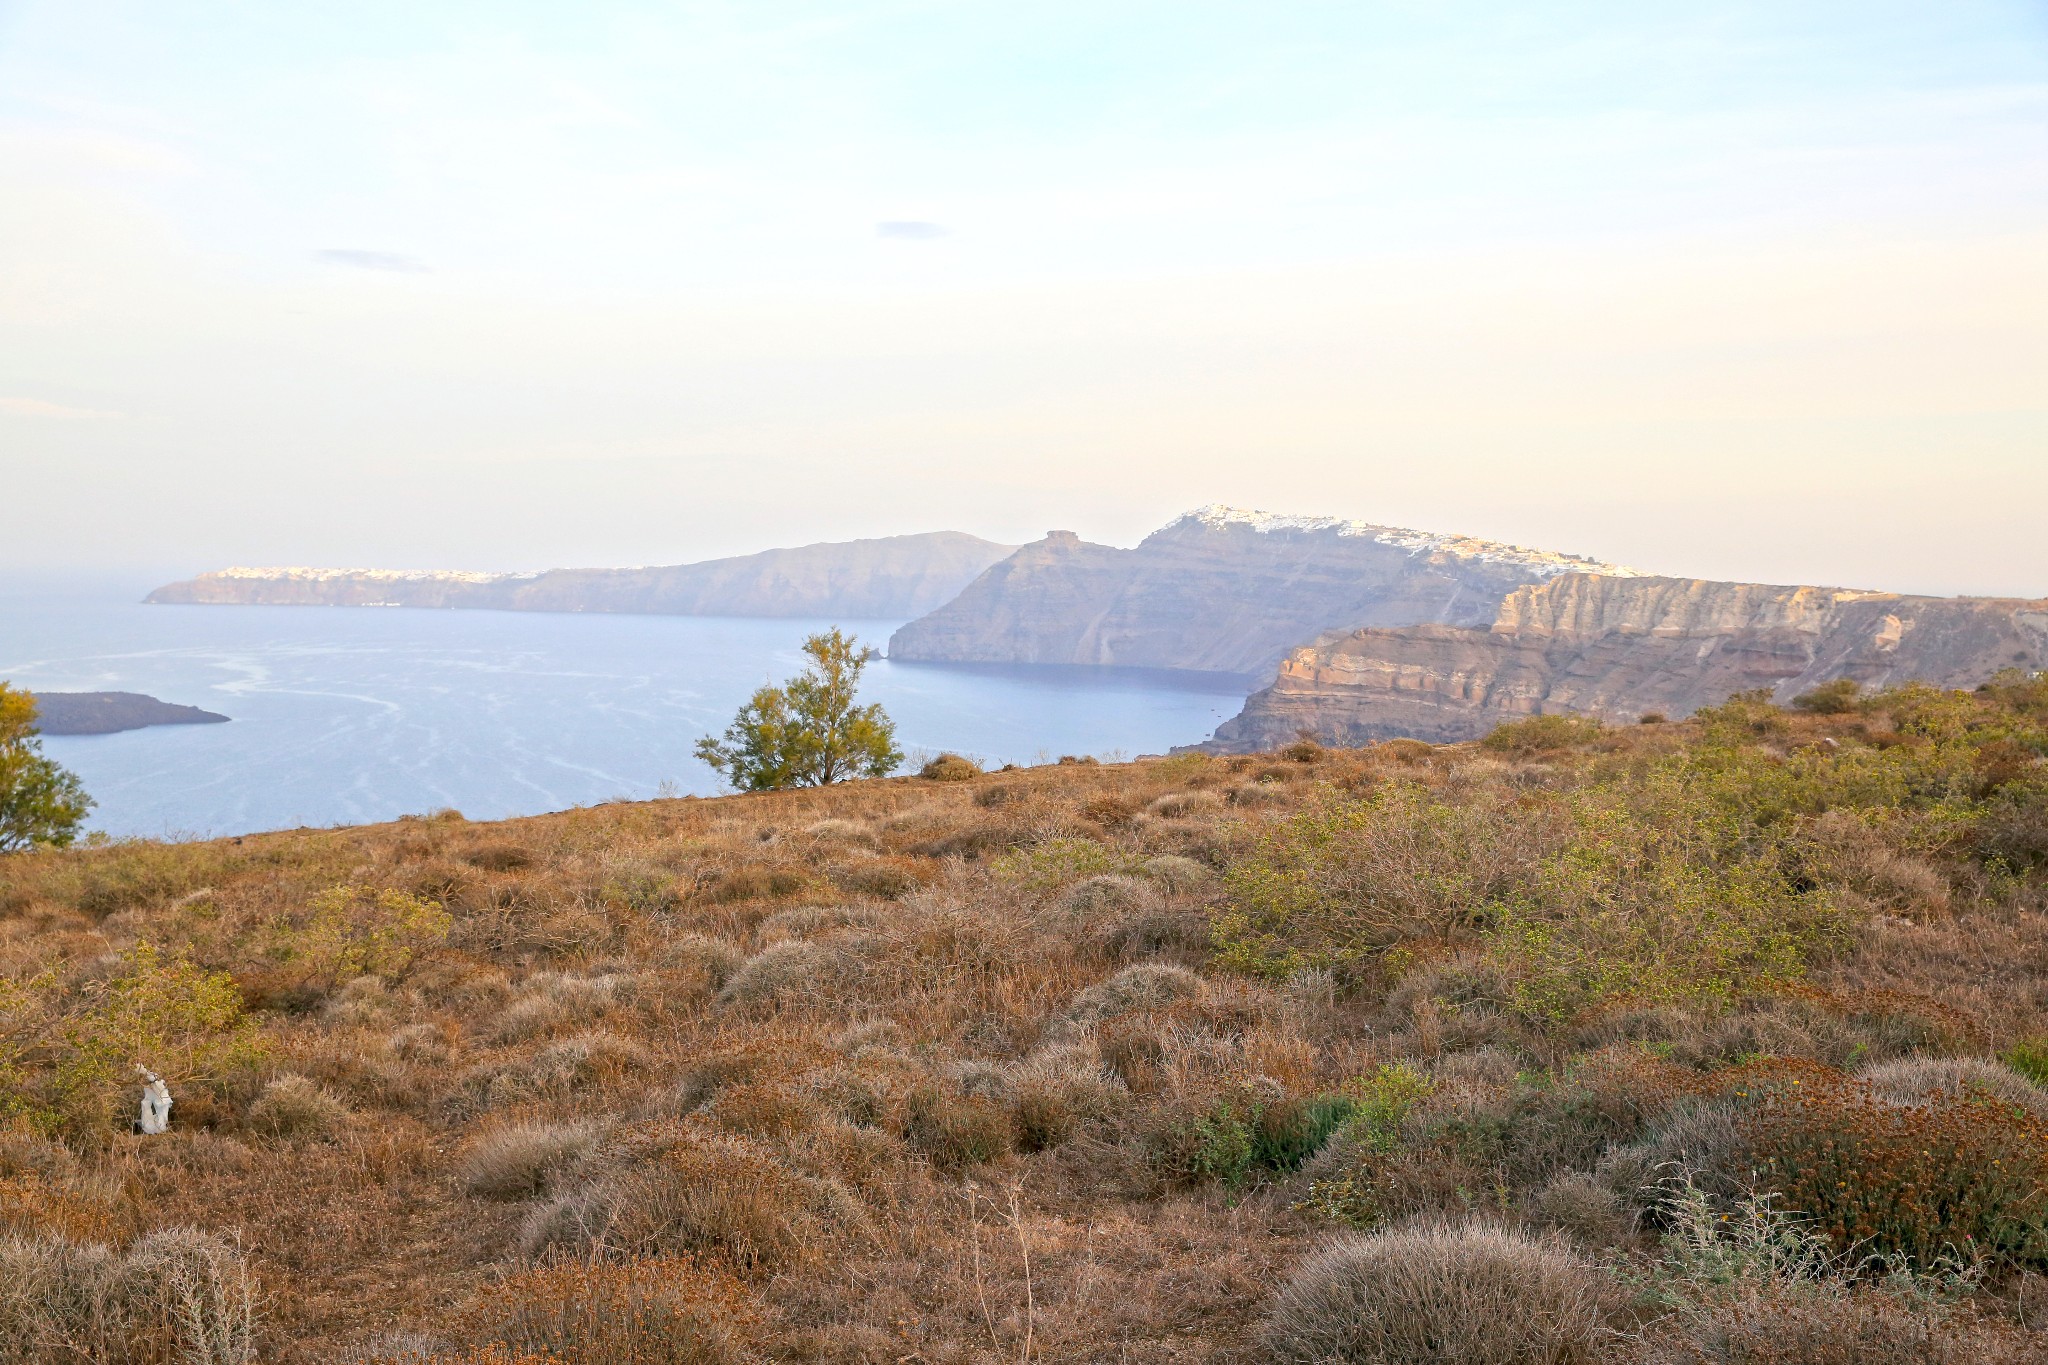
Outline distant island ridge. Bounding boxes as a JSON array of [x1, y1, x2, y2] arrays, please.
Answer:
[[147, 504, 2048, 750], [145, 531, 1019, 619], [30, 692, 230, 736]]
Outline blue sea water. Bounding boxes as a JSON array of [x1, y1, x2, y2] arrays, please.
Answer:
[[0, 577, 1249, 839]]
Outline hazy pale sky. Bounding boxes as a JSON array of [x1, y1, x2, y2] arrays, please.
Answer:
[[4, 1, 2045, 596]]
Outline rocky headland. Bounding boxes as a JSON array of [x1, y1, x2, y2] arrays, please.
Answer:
[[887, 505, 1639, 682], [146, 531, 1019, 620], [1202, 573, 2048, 751], [30, 692, 231, 736]]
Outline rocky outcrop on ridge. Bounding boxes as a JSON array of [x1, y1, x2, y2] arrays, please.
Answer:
[[145, 532, 1019, 620], [1202, 573, 2048, 751], [887, 506, 1638, 682]]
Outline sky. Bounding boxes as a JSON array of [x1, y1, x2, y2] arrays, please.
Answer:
[[3, 1, 2046, 596]]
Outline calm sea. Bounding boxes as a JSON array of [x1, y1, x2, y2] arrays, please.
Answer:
[[0, 576, 1248, 839]]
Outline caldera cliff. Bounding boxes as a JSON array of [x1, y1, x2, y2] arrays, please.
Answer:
[[888, 506, 1638, 682], [1202, 573, 2048, 751]]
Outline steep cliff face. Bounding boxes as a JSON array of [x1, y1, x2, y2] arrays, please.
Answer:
[[146, 532, 1018, 619], [1204, 574, 2048, 751], [887, 506, 1638, 681]]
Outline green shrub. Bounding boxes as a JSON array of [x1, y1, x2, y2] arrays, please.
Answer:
[[1214, 784, 1548, 979], [0, 683, 93, 853], [1171, 1086, 1357, 1189], [1480, 713, 1606, 756], [1791, 679, 1863, 715], [2000, 1035, 2048, 1089], [1488, 782, 1843, 1020], [22, 942, 269, 1141], [991, 837, 1144, 892], [1296, 1065, 1435, 1226], [264, 885, 450, 994]]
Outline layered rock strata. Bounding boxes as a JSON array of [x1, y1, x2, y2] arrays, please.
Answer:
[[888, 506, 1638, 682], [1203, 574, 2048, 751]]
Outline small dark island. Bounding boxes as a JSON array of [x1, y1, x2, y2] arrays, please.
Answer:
[[30, 692, 230, 736]]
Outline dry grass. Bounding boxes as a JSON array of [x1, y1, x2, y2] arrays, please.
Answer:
[[0, 1225, 256, 1365], [458, 1119, 605, 1201], [1259, 1220, 1613, 1365], [245, 1075, 350, 1142], [0, 686, 2045, 1361]]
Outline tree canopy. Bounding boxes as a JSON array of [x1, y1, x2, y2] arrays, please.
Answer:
[[695, 629, 903, 791], [0, 683, 93, 853]]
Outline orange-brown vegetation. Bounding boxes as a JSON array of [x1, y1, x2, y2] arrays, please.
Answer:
[[3, 675, 2048, 1361]]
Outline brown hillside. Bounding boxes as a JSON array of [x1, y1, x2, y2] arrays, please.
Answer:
[[4, 678, 2048, 1362]]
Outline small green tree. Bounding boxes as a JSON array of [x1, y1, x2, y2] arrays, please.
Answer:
[[696, 628, 903, 790], [0, 682, 92, 852]]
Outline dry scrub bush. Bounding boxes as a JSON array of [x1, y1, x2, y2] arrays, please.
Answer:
[[1855, 1054, 2048, 1119], [657, 933, 745, 991], [755, 903, 879, 943], [917, 753, 981, 782], [903, 1081, 1011, 1168], [1140, 853, 1210, 893], [1056, 873, 1158, 919], [460, 1119, 606, 1201], [1067, 963, 1202, 1023], [464, 1256, 760, 1365], [1146, 790, 1225, 819], [1644, 1286, 2038, 1365], [1007, 1040, 1128, 1152], [0, 1226, 256, 1365], [489, 972, 632, 1043], [528, 1131, 845, 1270], [802, 816, 875, 843], [526, 1033, 656, 1092], [1260, 1220, 1612, 1365], [244, 1073, 349, 1142], [1734, 1066, 2048, 1269], [717, 939, 860, 1008]]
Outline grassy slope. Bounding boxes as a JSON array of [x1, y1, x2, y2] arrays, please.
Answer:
[[3, 681, 2048, 1362]]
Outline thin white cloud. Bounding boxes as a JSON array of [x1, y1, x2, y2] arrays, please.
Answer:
[[316, 249, 431, 273], [0, 396, 117, 419], [876, 220, 947, 239]]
